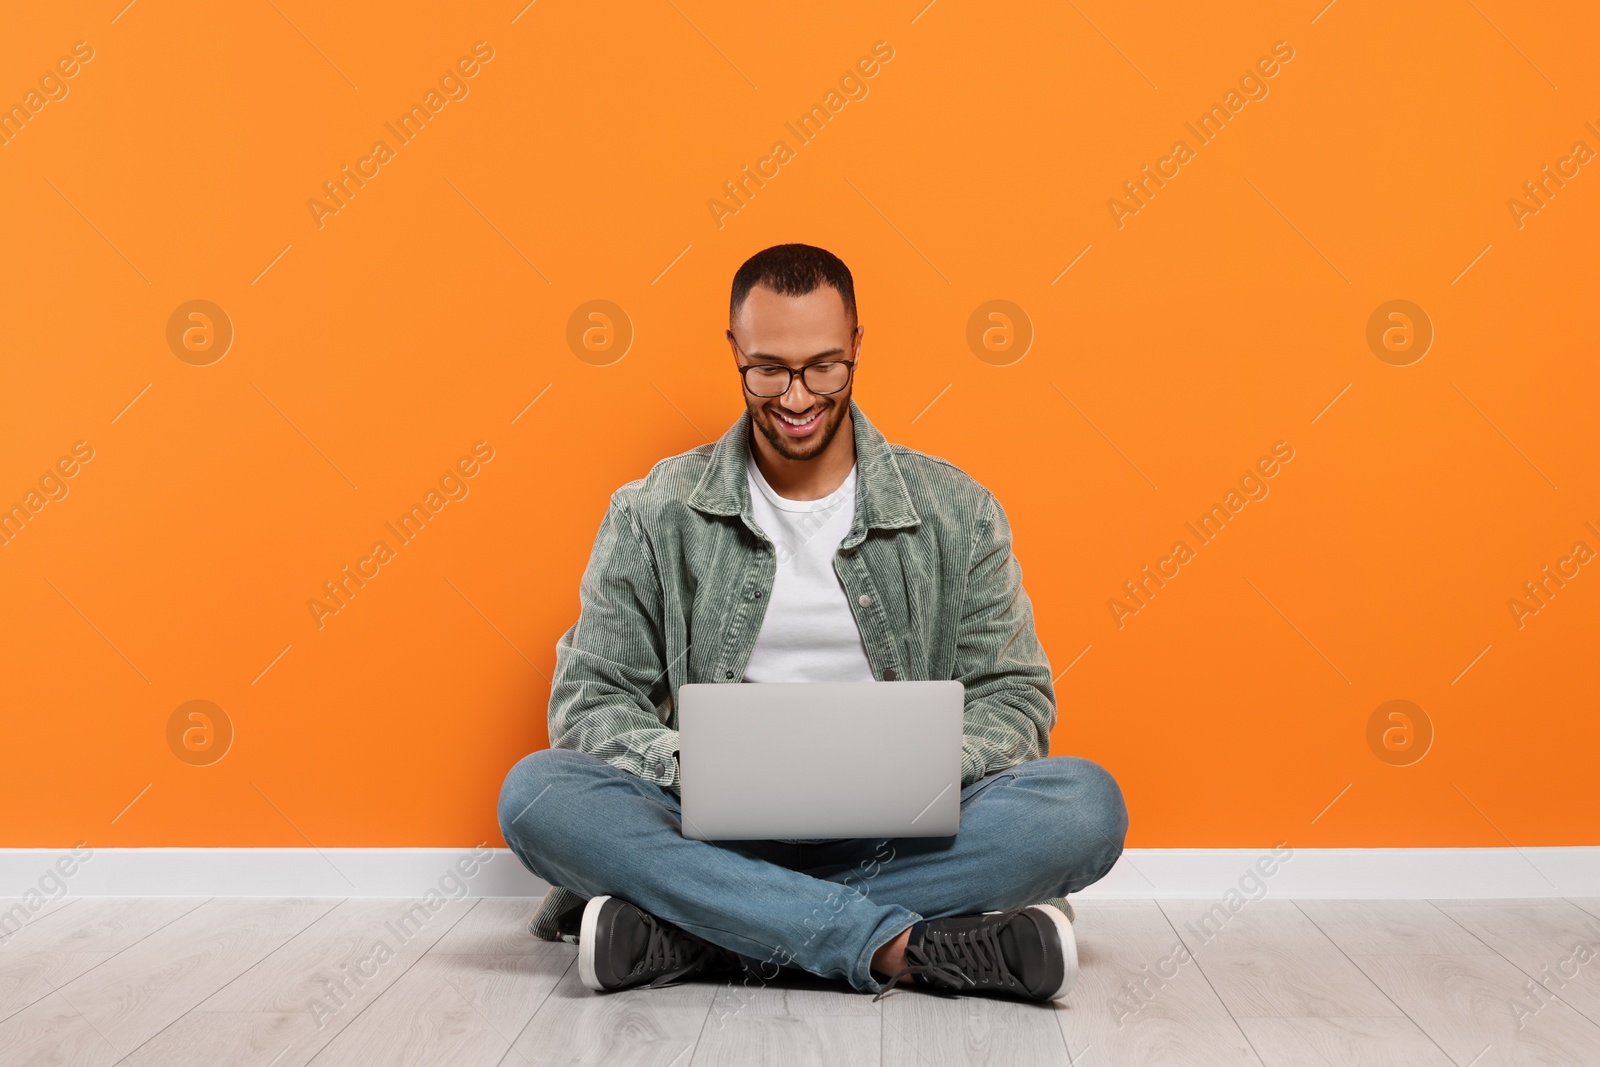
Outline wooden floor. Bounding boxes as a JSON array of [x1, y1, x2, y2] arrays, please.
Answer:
[[3, 896, 1599, 1065]]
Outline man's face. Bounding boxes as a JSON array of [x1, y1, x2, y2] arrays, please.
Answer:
[[728, 283, 861, 462]]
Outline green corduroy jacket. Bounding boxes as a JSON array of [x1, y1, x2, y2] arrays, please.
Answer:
[[547, 397, 1058, 792]]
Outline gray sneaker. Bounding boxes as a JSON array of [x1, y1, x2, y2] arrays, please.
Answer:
[[1038, 895, 1075, 924], [528, 886, 586, 945], [578, 895, 735, 992], [874, 904, 1079, 1002]]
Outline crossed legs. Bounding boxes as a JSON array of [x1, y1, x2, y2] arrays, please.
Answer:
[[498, 748, 1127, 994]]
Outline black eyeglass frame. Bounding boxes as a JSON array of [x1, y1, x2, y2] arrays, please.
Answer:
[[726, 329, 859, 398]]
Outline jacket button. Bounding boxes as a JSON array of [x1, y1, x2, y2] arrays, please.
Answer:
[[883, 668, 897, 681], [724, 670, 733, 679], [858, 594, 872, 608]]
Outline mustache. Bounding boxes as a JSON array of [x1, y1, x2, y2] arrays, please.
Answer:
[[763, 400, 830, 416]]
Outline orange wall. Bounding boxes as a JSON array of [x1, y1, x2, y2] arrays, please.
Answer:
[[3, 1, 1596, 850]]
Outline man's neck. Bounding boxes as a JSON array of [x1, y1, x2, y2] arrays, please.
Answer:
[[749, 408, 856, 502]]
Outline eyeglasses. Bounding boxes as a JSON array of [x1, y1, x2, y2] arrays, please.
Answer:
[[728, 331, 857, 398]]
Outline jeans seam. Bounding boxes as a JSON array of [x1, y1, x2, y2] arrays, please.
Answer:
[[856, 906, 921, 993]]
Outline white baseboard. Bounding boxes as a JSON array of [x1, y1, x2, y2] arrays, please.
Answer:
[[3, 847, 1597, 899], [0, 848, 547, 899], [1079, 847, 1600, 899]]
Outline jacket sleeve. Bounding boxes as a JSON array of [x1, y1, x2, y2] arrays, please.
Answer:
[[547, 494, 682, 791], [955, 491, 1057, 785]]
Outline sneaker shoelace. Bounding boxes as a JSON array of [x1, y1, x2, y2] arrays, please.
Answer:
[[872, 912, 1022, 1001], [634, 912, 725, 989]]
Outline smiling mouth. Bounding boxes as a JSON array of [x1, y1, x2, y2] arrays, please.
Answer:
[[771, 407, 824, 435]]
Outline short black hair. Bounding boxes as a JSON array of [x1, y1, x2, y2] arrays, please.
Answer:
[[729, 243, 857, 329]]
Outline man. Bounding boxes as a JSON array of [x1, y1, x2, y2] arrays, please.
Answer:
[[498, 243, 1127, 1002]]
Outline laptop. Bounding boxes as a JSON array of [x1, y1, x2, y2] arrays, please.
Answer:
[[676, 680, 964, 840]]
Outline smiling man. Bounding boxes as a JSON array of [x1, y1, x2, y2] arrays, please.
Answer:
[[498, 243, 1128, 1002]]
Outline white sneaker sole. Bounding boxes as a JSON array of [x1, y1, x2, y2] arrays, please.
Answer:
[[1030, 904, 1080, 1001], [577, 894, 612, 992]]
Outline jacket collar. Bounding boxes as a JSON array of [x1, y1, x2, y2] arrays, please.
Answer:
[[687, 398, 922, 544]]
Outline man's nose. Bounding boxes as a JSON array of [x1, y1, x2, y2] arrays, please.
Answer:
[[781, 374, 816, 407]]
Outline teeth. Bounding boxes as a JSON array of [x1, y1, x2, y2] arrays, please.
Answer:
[[778, 412, 818, 426]]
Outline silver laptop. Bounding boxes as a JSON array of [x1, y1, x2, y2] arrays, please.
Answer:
[[676, 680, 963, 840]]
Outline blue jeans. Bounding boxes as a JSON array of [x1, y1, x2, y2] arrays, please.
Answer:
[[497, 748, 1128, 994]]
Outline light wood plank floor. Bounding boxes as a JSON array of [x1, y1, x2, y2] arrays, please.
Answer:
[[4, 897, 1598, 1065]]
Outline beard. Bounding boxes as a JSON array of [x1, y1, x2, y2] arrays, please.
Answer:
[[749, 396, 850, 461]]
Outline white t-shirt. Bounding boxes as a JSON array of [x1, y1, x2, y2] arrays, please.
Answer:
[[742, 451, 876, 683]]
